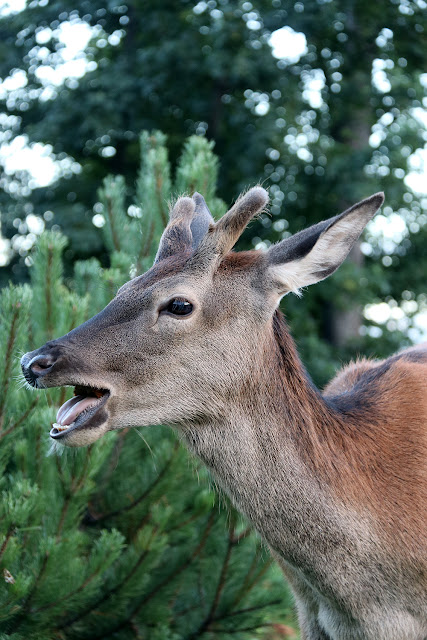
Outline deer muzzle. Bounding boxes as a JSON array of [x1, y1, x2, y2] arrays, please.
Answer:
[[21, 342, 112, 446]]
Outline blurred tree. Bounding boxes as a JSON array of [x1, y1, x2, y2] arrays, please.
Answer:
[[0, 0, 293, 282], [0, 0, 426, 378], [259, 0, 427, 359], [0, 133, 295, 639]]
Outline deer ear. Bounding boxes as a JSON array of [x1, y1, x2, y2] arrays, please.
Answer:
[[191, 192, 214, 249], [189, 186, 269, 269], [154, 197, 195, 263], [267, 193, 384, 297]]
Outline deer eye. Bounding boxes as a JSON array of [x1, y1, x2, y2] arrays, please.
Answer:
[[163, 298, 194, 317]]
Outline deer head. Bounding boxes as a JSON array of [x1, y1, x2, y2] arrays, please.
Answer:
[[21, 187, 384, 447]]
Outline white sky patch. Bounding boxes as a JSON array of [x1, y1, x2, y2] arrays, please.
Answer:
[[0, 233, 11, 266], [372, 58, 392, 93], [0, 136, 58, 187], [369, 112, 393, 148], [405, 148, 427, 194], [0, 69, 27, 100], [34, 20, 96, 87], [0, 0, 26, 16], [365, 301, 395, 325], [364, 299, 427, 343], [406, 110, 427, 195], [270, 27, 307, 64], [0, 135, 81, 188], [26, 213, 45, 234], [302, 69, 325, 109], [36, 58, 89, 86], [367, 211, 407, 242], [0, 18, 92, 193], [412, 310, 427, 342], [255, 101, 269, 116], [57, 21, 92, 60], [375, 27, 393, 49], [412, 106, 427, 128], [244, 90, 270, 116]]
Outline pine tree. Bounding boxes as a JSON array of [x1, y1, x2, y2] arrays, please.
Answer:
[[0, 133, 296, 640]]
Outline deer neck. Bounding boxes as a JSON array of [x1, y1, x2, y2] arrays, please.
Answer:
[[180, 311, 353, 564]]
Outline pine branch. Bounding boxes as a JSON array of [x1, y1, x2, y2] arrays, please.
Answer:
[[105, 195, 121, 253], [0, 398, 38, 440], [13, 489, 74, 629], [96, 428, 129, 490], [154, 165, 168, 229], [81, 512, 217, 640], [55, 525, 155, 628], [72, 445, 93, 492], [87, 441, 179, 523], [164, 511, 201, 534], [55, 455, 68, 494], [207, 531, 234, 618], [208, 622, 275, 634], [43, 240, 55, 340], [189, 514, 237, 639], [57, 525, 157, 630], [32, 561, 105, 615], [128, 619, 142, 639], [211, 600, 283, 623], [134, 511, 216, 610], [55, 498, 71, 543], [35, 416, 42, 485], [0, 303, 20, 427], [0, 525, 15, 563], [139, 217, 155, 266], [231, 556, 274, 611]]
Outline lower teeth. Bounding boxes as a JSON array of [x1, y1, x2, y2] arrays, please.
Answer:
[[52, 422, 74, 432]]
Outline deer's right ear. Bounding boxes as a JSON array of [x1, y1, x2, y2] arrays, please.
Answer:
[[266, 193, 384, 299]]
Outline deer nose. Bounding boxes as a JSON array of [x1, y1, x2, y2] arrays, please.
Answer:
[[29, 354, 55, 375], [21, 352, 57, 386]]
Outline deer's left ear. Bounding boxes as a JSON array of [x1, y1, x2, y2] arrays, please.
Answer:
[[266, 193, 384, 298]]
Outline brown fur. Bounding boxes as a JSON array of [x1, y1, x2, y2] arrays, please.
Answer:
[[218, 250, 264, 273], [270, 312, 427, 555]]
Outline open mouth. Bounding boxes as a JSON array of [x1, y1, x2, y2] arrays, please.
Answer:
[[50, 386, 110, 439]]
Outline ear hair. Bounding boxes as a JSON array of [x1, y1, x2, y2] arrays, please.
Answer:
[[267, 193, 384, 298], [196, 186, 269, 261], [215, 186, 269, 253], [191, 192, 214, 249], [154, 196, 195, 263]]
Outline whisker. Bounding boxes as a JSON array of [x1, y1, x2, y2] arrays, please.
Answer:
[[14, 373, 36, 392], [47, 439, 66, 457], [134, 428, 157, 472]]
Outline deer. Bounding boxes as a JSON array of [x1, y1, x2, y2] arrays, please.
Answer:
[[21, 187, 427, 640]]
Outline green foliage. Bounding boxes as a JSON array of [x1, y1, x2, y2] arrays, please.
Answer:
[[94, 132, 226, 281], [0, 0, 290, 283], [0, 133, 294, 639]]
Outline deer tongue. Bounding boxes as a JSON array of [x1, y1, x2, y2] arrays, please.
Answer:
[[56, 395, 100, 426]]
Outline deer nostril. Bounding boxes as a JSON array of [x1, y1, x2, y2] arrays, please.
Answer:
[[29, 355, 55, 375]]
